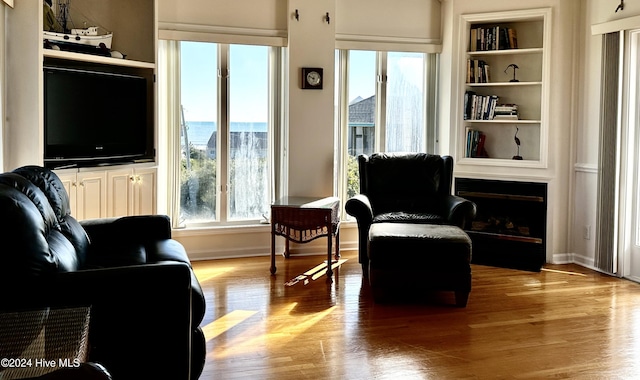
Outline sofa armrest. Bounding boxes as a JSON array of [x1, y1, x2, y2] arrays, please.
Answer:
[[80, 215, 172, 244], [48, 263, 194, 380], [442, 195, 477, 229]]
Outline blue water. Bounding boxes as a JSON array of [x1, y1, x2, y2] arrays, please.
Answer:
[[185, 121, 267, 146]]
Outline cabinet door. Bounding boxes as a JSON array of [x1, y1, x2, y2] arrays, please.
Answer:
[[76, 171, 107, 220], [132, 168, 157, 216], [56, 172, 78, 217], [107, 167, 157, 217], [107, 169, 135, 218]]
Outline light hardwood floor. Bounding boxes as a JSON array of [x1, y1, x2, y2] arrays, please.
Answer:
[[192, 250, 640, 379]]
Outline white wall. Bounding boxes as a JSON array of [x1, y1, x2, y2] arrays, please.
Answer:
[[286, 0, 336, 197], [0, 4, 5, 171], [3, 1, 42, 171]]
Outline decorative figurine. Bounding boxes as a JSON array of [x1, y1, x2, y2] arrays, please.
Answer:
[[504, 64, 519, 82], [513, 126, 523, 160]]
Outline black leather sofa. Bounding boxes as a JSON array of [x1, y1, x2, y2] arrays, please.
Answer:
[[0, 166, 206, 380], [345, 153, 477, 276]]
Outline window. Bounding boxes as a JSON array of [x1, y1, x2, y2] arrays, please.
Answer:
[[335, 50, 438, 202], [169, 42, 279, 226]]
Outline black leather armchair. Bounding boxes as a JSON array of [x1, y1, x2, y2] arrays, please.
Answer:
[[0, 166, 205, 380], [345, 153, 477, 275]]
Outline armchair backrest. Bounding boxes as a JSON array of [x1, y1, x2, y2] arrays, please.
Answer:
[[358, 152, 454, 215], [0, 166, 89, 305]]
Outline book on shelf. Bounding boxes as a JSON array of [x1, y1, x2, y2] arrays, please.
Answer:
[[465, 127, 489, 158], [467, 59, 490, 83], [463, 91, 499, 120], [469, 26, 518, 51], [508, 28, 518, 49], [493, 104, 519, 120]]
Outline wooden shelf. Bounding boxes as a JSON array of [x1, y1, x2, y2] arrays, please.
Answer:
[[467, 47, 543, 56], [467, 81, 542, 87], [464, 119, 541, 124], [43, 49, 155, 69]]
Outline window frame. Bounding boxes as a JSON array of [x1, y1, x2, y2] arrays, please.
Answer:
[[160, 40, 284, 228]]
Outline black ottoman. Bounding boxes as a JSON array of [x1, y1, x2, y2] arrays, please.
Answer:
[[367, 223, 472, 307]]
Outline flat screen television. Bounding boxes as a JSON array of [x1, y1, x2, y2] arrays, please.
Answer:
[[43, 66, 154, 169]]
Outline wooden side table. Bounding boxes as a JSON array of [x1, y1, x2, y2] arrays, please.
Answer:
[[270, 196, 341, 280]]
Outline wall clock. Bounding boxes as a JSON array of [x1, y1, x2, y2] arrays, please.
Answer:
[[301, 67, 323, 90]]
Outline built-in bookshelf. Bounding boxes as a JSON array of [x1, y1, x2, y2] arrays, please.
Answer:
[[458, 8, 551, 167], [4, 0, 157, 170]]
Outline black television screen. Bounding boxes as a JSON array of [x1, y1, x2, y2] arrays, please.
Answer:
[[43, 66, 153, 168]]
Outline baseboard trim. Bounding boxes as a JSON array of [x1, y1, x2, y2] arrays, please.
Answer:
[[188, 241, 358, 261]]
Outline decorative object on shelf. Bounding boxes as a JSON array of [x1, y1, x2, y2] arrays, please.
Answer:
[[505, 64, 519, 82], [43, 0, 114, 57], [301, 67, 323, 90], [513, 126, 523, 160]]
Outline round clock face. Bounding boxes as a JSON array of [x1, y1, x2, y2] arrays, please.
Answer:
[[306, 71, 321, 86]]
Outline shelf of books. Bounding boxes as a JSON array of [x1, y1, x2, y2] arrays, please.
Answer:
[[458, 9, 550, 168]]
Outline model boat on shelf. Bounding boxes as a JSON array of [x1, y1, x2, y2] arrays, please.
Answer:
[[43, 0, 114, 56]]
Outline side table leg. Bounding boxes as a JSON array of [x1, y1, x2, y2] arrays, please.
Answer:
[[270, 231, 276, 275], [284, 238, 290, 258], [326, 230, 333, 283], [335, 229, 341, 260]]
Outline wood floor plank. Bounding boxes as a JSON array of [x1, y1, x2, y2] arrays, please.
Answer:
[[192, 250, 640, 379]]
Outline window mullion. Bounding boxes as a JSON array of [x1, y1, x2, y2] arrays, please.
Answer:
[[218, 44, 230, 222], [376, 52, 387, 152], [336, 49, 350, 209], [425, 53, 438, 153], [270, 46, 284, 203]]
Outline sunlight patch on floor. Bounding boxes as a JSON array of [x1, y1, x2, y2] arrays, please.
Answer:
[[541, 268, 588, 276], [209, 303, 337, 359], [194, 266, 236, 283], [203, 309, 258, 341]]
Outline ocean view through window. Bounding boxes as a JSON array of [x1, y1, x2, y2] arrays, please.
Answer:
[[179, 42, 272, 225]]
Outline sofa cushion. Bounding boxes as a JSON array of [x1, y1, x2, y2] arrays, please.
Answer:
[[373, 211, 445, 225]]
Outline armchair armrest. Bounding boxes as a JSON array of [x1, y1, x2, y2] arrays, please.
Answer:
[[80, 215, 172, 244], [345, 194, 374, 225], [441, 195, 477, 229], [346, 194, 375, 268]]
